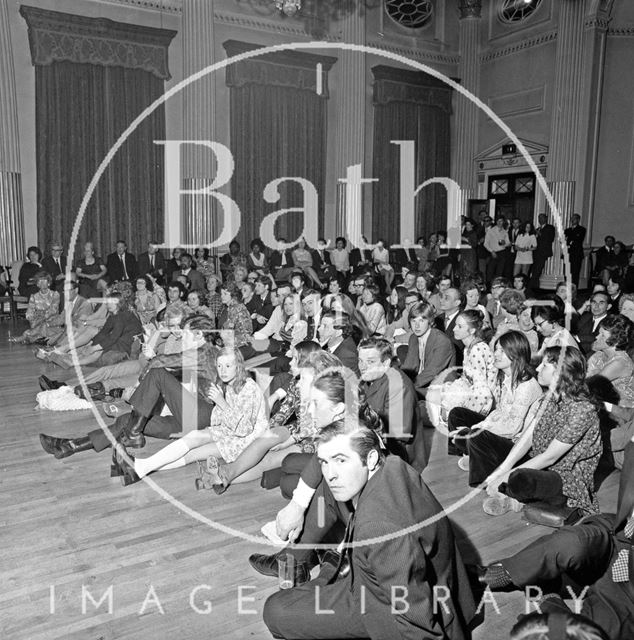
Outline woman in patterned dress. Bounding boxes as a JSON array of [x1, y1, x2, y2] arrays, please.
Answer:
[[116, 347, 269, 485], [436, 309, 497, 421], [586, 314, 634, 407], [134, 275, 162, 326], [203, 340, 324, 493], [216, 282, 254, 360], [485, 346, 602, 517], [11, 271, 60, 344]]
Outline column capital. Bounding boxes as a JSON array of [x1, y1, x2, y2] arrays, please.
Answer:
[[458, 0, 482, 20]]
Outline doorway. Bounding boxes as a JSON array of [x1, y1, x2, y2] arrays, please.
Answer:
[[487, 173, 535, 223]]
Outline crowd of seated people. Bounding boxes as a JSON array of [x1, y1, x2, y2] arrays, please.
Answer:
[[6, 228, 634, 639]]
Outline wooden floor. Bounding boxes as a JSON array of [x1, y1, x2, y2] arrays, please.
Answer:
[[0, 320, 620, 640]]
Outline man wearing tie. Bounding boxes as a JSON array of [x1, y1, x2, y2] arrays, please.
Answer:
[[479, 439, 634, 640], [137, 241, 165, 282], [42, 243, 67, 290], [106, 240, 137, 283]]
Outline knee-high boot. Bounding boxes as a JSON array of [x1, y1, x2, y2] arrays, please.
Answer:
[[119, 410, 148, 448]]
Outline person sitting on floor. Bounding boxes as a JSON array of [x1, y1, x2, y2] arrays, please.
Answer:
[[484, 346, 602, 519], [446, 330, 543, 483], [480, 439, 634, 640], [260, 418, 476, 640]]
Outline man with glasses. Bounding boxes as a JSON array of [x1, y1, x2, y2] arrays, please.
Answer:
[[347, 277, 366, 305], [486, 277, 510, 330], [42, 243, 67, 290], [577, 291, 611, 355]]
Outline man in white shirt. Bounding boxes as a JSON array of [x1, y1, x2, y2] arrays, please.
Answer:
[[484, 217, 511, 283]]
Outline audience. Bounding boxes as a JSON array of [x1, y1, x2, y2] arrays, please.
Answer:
[[12, 231, 634, 640]]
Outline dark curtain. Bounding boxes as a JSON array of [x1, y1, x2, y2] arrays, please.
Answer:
[[20, 6, 176, 261], [35, 62, 165, 258], [372, 66, 452, 245], [225, 42, 336, 250]]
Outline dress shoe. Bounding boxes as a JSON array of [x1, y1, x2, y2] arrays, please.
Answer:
[[109, 387, 124, 399], [119, 411, 147, 448], [115, 446, 141, 486], [248, 552, 313, 586], [39, 434, 92, 459], [38, 375, 67, 391]]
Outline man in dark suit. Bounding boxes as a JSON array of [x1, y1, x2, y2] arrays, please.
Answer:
[[435, 287, 463, 365], [106, 240, 137, 283], [576, 291, 610, 354], [317, 310, 360, 377], [251, 276, 274, 331], [594, 235, 619, 286], [392, 244, 419, 273], [564, 214, 586, 286], [358, 336, 426, 472], [172, 253, 205, 292], [262, 423, 476, 640], [41, 242, 67, 290], [270, 239, 295, 283], [402, 301, 456, 399], [480, 439, 634, 640], [164, 247, 183, 283], [137, 241, 166, 282], [311, 238, 336, 282], [530, 213, 555, 288], [349, 237, 374, 275]]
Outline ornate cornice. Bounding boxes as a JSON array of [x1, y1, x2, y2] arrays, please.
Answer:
[[367, 41, 459, 66], [95, 0, 182, 13], [458, 0, 482, 20], [480, 30, 558, 63], [213, 10, 342, 40], [19, 5, 176, 79], [607, 24, 634, 37], [585, 16, 611, 31]]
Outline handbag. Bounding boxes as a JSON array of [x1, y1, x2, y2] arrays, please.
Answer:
[[522, 503, 583, 529]]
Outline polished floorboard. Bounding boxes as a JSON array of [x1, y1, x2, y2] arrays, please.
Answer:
[[0, 321, 619, 640]]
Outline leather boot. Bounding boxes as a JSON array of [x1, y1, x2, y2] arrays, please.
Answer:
[[39, 434, 93, 459], [119, 410, 148, 448]]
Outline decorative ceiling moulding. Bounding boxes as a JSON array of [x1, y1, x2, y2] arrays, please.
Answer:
[[95, 0, 182, 13], [607, 25, 634, 37], [372, 65, 453, 113], [480, 30, 558, 63], [19, 5, 177, 79], [214, 11, 341, 40], [367, 41, 459, 66], [223, 39, 337, 96]]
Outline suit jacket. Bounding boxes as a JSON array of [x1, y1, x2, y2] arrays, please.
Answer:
[[594, 246, 617, 273], [41, 255, 67, 287], [311, 248, 332, 270], [349, 248, 373, 272], [565, 225, 586, 258], [330, 336, 360, 378], [361, 367, 416, 441], [350, 457, 475, 640], [392, 248, 419, 270], [173, 268, 206, 292], [270, 250, 294, 272], [92, 310, 142, 355], [106, 251, 137, 282], [576, 311, 608, 355], [137, 251, 166, 279], [401, 328, 456, 396], [534, 223, 555, 260], [435, 312, 463, 365]]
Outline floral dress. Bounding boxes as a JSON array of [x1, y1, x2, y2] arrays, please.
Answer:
[[217, 302, 253, 348], [587, 350, 634, 407], [19, 289, 61, 342], [207, 377, 269, 462], [270, 378, 319, 453], [135, 291, 162, 325], [442, 340, 497, 415], [529, 397, 602, 514]]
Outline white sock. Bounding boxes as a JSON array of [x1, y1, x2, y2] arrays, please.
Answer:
[[134, 440, 190, 478]]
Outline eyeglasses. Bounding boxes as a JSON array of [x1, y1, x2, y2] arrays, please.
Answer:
[[534, 319, 548, 328]]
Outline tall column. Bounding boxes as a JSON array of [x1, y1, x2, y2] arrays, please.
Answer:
[[180, 0, 221, 252], [0, 2, 25, 263], [452, 0, 482, 214], [539, 0, 588, 288], [333, 8, 366, 243]]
